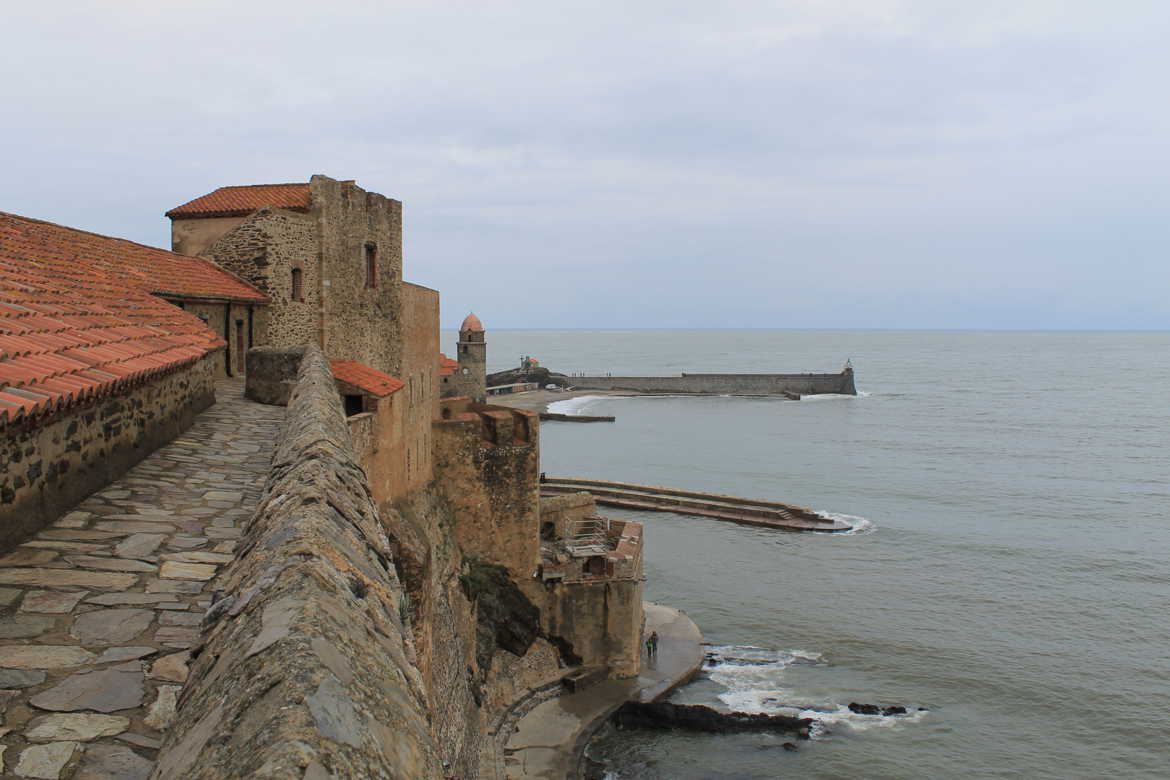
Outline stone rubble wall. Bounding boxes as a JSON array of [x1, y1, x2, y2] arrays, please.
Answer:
[[200, 207, 320, 352], [0, 353, 217, 553], [153, 344, 441, 779], [244, 345, 308, 406]]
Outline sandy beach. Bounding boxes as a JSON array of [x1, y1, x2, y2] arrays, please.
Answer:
[[488, 388, 626, 413]]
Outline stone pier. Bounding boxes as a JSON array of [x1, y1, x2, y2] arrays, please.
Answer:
[[0, 380, 282, 778]]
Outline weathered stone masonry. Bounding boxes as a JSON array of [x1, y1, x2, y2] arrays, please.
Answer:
[[155, 345, 441, 779], [0, 354, 217, 552]]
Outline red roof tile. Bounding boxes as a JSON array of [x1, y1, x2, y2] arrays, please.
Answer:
[[438, 352, 459, 377], [166, 183, 311, 219], [0, 211, 265, 425], [330, 360, 405, 398]]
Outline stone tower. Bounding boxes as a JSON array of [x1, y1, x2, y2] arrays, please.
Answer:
[[458, 312, 487, 402]]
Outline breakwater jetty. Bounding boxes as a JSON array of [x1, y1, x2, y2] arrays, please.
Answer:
[[568, 366, 856, 397], [539, 411, 616, 423], [539, 477, 851, 533]]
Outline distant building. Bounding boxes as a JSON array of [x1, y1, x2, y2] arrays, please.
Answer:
[[440, 312, 487, 402]]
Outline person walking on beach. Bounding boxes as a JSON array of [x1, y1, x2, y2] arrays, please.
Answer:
[[649, 631, 659, 655], [645, 635, 653, 657]]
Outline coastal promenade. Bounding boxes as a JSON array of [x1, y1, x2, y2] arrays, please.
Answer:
[[0, 380, 281, 778], [499, 603, 703, 779]]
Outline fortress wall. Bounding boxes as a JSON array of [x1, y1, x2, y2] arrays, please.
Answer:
[[544, 579, 644, 678], [399, 283, 440, 491], [431, 406, 542, 601], [571, 371, 855, 395], [154, 345, 441, 779], [0, 353, 217, 553], [313, 176, 405, 377]]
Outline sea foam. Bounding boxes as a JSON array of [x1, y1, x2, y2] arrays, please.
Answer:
[[705, 644, 923, 739], [546, 395, 607, 415]]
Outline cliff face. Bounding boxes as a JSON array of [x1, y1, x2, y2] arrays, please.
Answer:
[[387, 486, 570, 775], [387, 398, 577, 776]]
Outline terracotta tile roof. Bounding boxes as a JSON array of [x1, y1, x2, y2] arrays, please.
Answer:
[[166, 183, 311, 219], [438, 353, 459, 377], [0, 211, 246, 424], [330, 360, 405, 398]]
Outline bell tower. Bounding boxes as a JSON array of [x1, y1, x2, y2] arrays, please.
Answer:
[[458, 312, 487, 402]]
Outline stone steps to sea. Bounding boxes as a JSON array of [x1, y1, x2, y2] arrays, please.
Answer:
[[539, 478, 850, 532]]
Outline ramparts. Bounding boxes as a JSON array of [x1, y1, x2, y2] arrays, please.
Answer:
[[154, 344, 441, 779], [569, 370, 855, 396]]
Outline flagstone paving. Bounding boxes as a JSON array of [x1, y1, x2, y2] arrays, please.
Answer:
[[0, 380, 282, 778]]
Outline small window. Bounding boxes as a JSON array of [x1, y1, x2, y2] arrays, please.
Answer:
[[291, 268, 303, 302], [364, 243, 377, 288], [344, 394, 364, 417]]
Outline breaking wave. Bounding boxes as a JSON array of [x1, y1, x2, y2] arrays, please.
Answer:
[[705, 645, 924, 739], [815, 512, 875, 535], [546, 395, 608, 415]]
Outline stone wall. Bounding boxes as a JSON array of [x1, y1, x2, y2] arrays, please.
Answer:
[[544, 579, 644, 678], [154, 344, 442, 779], [244, 346, 307, 406], [201, 208, 318, 352], [431, 406, 541, 601], [0, 353, 217, 552], [312, 176, 405, 377], [398, 283, 439, 493], [572, 370, 857, 396]]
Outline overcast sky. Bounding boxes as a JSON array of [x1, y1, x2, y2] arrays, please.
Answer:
[[3, 1, 1167, 329]]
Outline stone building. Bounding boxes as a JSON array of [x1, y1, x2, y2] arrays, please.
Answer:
[[0, 177, 647, 777], [0, 210, 267, 546], [168, 175, 441, 501]]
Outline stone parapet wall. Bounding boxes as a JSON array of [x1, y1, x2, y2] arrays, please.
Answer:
[[244, 345, 307, 405], [571, 370, 856, 396], [154, 344, 441, 779], [0, 353, 217, 552]]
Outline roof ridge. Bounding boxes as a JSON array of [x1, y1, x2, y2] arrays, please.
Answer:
[[0, 210, 267, 303], [0, 210, 192, 261], [211, 182, 308, 190]]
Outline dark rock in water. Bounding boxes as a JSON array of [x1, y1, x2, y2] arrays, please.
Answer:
[[613, 701, 814, 737], [782, 742, 799, 752], [848, 702, 909, 716]]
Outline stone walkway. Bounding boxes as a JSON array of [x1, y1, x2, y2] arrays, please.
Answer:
[[0, 380, 282, 779]]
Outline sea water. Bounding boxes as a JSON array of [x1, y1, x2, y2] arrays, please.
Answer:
[[457, 330, 1170, 779]]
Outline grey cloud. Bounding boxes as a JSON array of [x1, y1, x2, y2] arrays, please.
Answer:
[[2, 0, 1168, 329]]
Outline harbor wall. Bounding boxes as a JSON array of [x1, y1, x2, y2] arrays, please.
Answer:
[[569, 371, 855, 396]]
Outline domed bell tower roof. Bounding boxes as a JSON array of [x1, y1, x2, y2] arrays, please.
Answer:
[[460, 312, 484, 333]]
